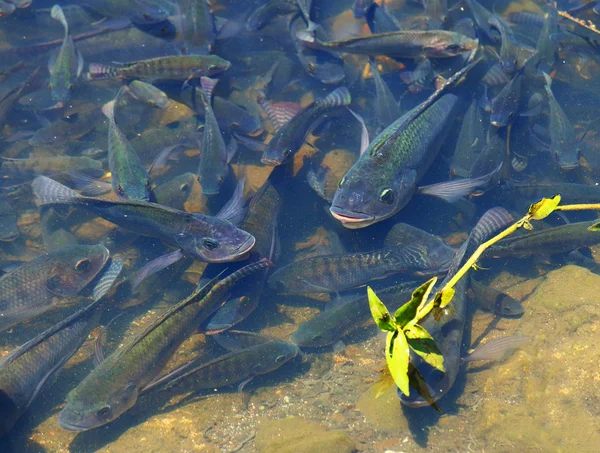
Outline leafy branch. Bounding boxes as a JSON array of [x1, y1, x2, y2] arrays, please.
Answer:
[[368, 195, 600, 397]]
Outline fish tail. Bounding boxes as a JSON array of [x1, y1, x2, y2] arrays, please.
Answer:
[[32, 176, 81, 206], [200, 77, 218, 104], [101, 100, 115, 121], [318, 87, 351, 108], [50, 4, 69, 37], [87, 63, 118, 80]]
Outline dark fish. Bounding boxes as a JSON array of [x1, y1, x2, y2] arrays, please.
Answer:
[[0, 258, 122, 437], [48, 5, 84, 106], [296, 30, 478, 58], [489, 70, 523, 128], [470, 278, 524, 316], [197, 77, 232, 196], [464, 0, 495, 41], [542, 73, 580, 170], [174, 0, 216, 54], [29, 108, 100, 146], [86, 55, 231, 82], [153, 173, 196, 210], [330, 94, 459, 229], [150, 336, 299, 391], [58, 261, 270, 432], [289, 14, 346, 85], [488, 14, 518, 74], [353, 0, 375, 18], [207, 181, 282, 333], [469, 128, 505, 178], [291, 282, 416, 348], [261, 87, 351, 166], [365, 2, 402, 33], [103, 95, 152, 201], [399, 59, 434, 93], [486, 221, 600, 259], [498, 182, 600, 212], [423, 0, 448, 29], [269, 225, 454, 294], [400, 207, 514, 407], [124, 81, 171, 109], [450, 98, 486, 177], [31, 176, 255, 263], [247, 1, 300, 31], [0, 244, 109, 332], [533, 4, 558, 74], [295, 0, 316, 31]]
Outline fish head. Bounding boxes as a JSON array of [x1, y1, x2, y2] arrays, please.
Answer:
[[290, 323, 330, 348], [114, 177, 153, 201], [203, 56, 232, 76], [252, 341, 300, 375], [48, 78, 75, 104], [45, 245, 110, 297], [59, 382, 139, 432], [424, 34, 478, 57], [181, 215, 256, 262], [330, 167, 417, 229], [198, 166, 228, 196], [498, 296, 524, 317], [554, 144, 580, 171], [126, 0, 176, 24]]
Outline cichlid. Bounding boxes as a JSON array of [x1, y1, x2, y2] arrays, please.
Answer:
[[48, 4, 84, 106], [58, 261, 270, 432], [261, 87, 351, 166], [124, 81, 171, 109], [0, 245, 109, 332], [32, 176, 255, 263], [470, 277, 524, 317]]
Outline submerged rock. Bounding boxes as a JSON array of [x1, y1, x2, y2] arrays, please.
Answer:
[[255, 416, 355, 453]]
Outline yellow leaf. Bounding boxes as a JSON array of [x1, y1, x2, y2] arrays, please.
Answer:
[[368, 287, 396, 332], [386, 331, 410, 396], [527, 195, 561, 221]]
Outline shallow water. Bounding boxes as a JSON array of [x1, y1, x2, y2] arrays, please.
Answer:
[[1, 0, 600, 452]]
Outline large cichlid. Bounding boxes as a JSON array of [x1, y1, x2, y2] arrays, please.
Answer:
[[32, 176, 255, 263], [330, 94, 459, 229]]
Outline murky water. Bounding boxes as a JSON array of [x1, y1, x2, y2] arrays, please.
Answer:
[[0, 0, 600, 452]]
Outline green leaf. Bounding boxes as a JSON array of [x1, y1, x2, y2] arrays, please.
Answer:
[[368, 287, 396, 332], [394, 277, 437, 328], [437, 287, 455, 309], [527, 195, 561, 221], [588, 221, 600, 232], [386, 331, 410, 396], [405, 325, 445, 373]]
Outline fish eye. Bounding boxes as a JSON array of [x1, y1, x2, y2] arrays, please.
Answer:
[[447, 44, 460, 52], [68, 84, 75, 92], [307, 63, 316, 74], [202, 239, 219, 250], [218, 176, 225, 184], [208, 65, 217, 72], [145, 179, 152, 189], [180, 183, 190, 192], [149, 101, 155, 107], [283, 149, 292, 157], [48, 84, 52, 91], [117, 184, 125, 195], [75, 258, 92, 273], [338, 176, 346, 188], [97, 405, 111, 417], [275, 355, 286, 363], [379, 188, 394, 204], [311, 334, 322, 342]]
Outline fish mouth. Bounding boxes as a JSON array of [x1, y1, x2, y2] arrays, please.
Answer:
[[329, 207, 375, 229], [233, 235, 256, 256], [261, 156, 283, 166], [58, 412, 92, 432], [559, 162, 579, 171]]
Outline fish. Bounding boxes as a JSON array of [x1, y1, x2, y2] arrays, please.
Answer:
[[102, 95, 153, 201], [261, 87, 351, 166], [31, 176, 255, 263], [206, 181, 282, 333], [399, 207, 514, 407], [0, 244, 109, 333], [295, 0, 316, 31], [399, 58, 434, 93], [370, 58, 402, 129], [0, 258, 122, 437], [330, 94, 459, 229], [489, 70, 523, 128], [269, 224, 455, 295], [174, 0, 216, 54], [450, 98, 486, 177], [58, 260, 270, 432], [291, 282, 417, 348], [486, 221, 600, 259], [197, 77, 234, 196], [86, 55, 231, 82], [542, 73, 580, 170], [464, 0, 495, 41], [48, 4, 84, 106], [124, 81, 171, 109], [533, 4, 558, 74], [29, 108, 100, 146], [488, 14, 519, 74], [289, 14, 346, 85], [153, 173, 196, 210], [296, 30, 478, 59], [0, 199, 18, 242], [365, 2, 402, 33], [469, 277, 524, 317], [423, 0, 448, 29], [247, 1, 300, 31]]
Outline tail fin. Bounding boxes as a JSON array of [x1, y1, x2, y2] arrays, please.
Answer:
[[32, 176, 81, 206], [318, 87, 351, 107], [87, 63, 117, 80], [200, 77, 218, 104], [51, 4, 69, 38]]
